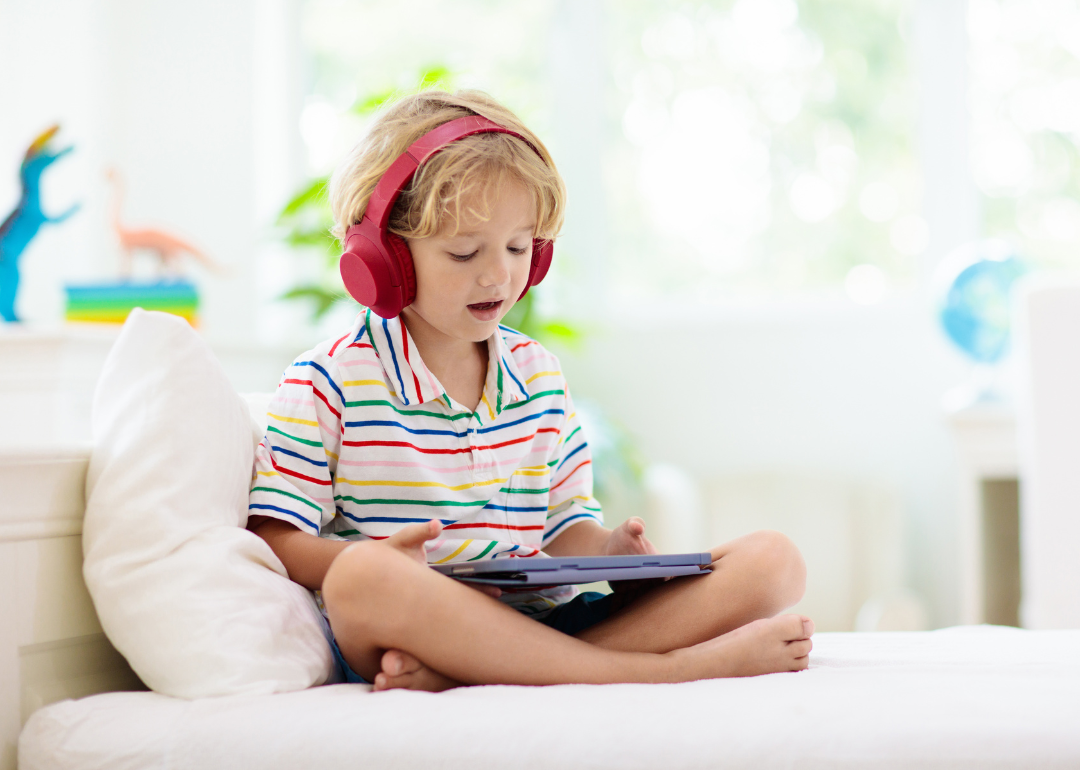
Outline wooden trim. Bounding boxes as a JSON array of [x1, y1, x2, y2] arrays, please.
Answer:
[[0, 519, 83, 543], [0, 445, 92, 464]]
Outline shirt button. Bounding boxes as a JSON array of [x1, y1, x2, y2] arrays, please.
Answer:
[[475, 448, 494, 483]]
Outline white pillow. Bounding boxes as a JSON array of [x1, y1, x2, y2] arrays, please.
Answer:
[[82, 309, 333, 698]]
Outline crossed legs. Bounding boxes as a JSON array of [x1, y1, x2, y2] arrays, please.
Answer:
[[321, 529, 811, 690]]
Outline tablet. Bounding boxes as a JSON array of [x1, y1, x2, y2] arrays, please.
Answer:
[[430, 552, 713, 586]]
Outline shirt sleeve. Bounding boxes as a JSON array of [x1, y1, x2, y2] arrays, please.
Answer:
[[542, 382, 604, 546], [248, 355, 344, 536]]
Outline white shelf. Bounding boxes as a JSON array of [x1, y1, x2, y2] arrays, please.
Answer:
[[0, 325, 119, 448]]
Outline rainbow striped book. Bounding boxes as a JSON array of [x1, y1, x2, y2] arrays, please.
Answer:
[[64, 280, 199, 325]]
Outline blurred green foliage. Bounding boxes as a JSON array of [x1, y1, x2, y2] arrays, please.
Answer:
[[606, 0, 919, 294], [966, 0, 1080, 271], [275, 67, 455, 321], [275, 173, 340, 320]]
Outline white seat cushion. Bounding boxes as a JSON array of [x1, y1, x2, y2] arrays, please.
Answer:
[[19, 628, 1080, 770]]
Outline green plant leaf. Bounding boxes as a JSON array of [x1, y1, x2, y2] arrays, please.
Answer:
[[351, 88, 400, 116], [284, 229, 338, 251], [279, 285, 347, 320], [417, 64, 452, 90], [350, 65, 455, 116], [278, 176, 330, 222], [539, 321, 579, 341]]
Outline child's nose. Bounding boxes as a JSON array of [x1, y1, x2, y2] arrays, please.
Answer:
[[479, 253, 512, 288]]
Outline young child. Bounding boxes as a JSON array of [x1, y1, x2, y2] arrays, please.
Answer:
[[248, 89, 813, 691]]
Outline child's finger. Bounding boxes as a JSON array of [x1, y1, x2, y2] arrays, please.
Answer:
[[624, 517, 646, 537], [388, 519, 443, 548]]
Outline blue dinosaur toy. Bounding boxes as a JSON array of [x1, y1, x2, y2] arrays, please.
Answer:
[[0, 125, 79, 322]]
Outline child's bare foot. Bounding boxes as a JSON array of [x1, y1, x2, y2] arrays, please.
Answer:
[[671, 614, 814, 680], [372, 649, 460, 692]]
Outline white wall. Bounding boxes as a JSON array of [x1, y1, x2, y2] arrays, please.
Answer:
[[545, 0, 978, 628], [0, 0, 107, 318], [0, 0, 302, 347], [560, 299, 971, 628]]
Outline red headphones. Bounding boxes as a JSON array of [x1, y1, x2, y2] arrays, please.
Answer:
[[338, 115, 554, 318]]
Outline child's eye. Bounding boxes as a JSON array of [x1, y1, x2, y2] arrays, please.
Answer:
[[508, 246, 530, 255], [450, 251, 477, 261]]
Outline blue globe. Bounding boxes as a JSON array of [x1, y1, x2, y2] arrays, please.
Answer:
[[937, 240, 1028, 364]]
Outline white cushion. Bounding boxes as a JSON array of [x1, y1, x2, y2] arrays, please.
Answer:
[[82, 309, 332, 698], [19, 628, 1080, 770]]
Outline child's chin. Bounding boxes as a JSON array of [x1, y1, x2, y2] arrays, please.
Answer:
[[453, 320, 497, 343], [470, 325, 498, 342]]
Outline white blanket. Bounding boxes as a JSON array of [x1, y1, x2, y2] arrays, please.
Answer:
[[19, 627, 1080, 769]]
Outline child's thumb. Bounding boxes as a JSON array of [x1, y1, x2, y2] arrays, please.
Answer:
[[625, 516, 647, 536], [390, 519, 443, 547]]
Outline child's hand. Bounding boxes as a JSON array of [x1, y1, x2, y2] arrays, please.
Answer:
[[603, 517, 661, 595], [385, 519, 443, 565], [602, 516, 658, 557], [384, 520, 502, 598]]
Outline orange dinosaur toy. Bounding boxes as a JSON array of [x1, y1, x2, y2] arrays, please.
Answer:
[[106, 168, 221, 276]]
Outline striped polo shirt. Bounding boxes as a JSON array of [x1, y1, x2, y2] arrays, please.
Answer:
[[249, 308, 602, 610]]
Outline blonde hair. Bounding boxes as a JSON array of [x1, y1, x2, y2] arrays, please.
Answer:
[[329, 90, 565, 244]]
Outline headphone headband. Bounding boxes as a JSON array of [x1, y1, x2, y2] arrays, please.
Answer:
[[362, 115, 541, 232]]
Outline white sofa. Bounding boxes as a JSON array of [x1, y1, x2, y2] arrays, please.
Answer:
[[4, 440, 1080, 769], [5, 282, 1080, 768], [0, 444, 143, 770]]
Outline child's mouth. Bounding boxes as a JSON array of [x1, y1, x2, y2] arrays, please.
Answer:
[[467, 300, 503, 321]]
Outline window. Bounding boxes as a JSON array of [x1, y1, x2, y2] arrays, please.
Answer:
[[605, 0, 920, 305], [296, 1, 1075, 315], [969, 0, 1080, 269], [299, 1, 555, 175]]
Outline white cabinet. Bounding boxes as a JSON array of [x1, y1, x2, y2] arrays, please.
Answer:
[[946, 403, 1020, 626]]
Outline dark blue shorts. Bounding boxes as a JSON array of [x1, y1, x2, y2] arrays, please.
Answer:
[[331, 591, 615, 685]]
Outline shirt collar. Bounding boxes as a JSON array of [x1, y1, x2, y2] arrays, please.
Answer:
[[478, 327, 530, 421], [364, 309, 530, 415]]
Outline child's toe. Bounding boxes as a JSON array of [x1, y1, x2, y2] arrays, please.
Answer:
[[380, 650, 403, 676], [396, 651, 424, 674], [778, 614, 807, 641], [381, 649, 423, 677], [384, 673, 416, 690], [787, 639, 812, 658]]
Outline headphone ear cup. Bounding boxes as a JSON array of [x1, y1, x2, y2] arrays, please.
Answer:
[[519, 238, 553, 299], [339, 223, 412, 318], [386, 233, 416, 311]]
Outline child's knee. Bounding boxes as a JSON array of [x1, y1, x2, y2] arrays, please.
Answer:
[[742, 530, 807, 606], [322, 542, 417, 633]]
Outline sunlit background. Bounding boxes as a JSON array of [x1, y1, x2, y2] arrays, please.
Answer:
[[3, 0, 1079, 631]]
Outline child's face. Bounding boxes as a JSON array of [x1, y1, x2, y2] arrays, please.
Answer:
[[403, 178, 536, 346]]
